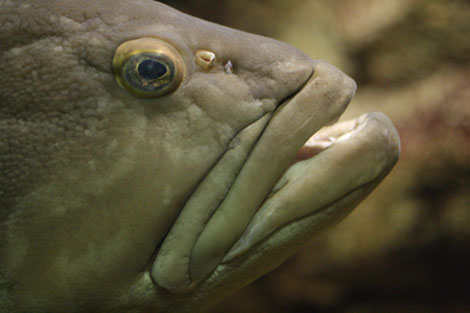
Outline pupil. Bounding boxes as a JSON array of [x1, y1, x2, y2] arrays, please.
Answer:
[[138, 59, 167, 80]]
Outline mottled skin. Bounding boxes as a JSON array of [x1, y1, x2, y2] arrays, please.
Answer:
[[0, 1, 399, 313]]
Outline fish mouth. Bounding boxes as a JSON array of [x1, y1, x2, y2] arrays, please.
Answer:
[[151, 61, 400, 294], [222, 112, 400, 262]]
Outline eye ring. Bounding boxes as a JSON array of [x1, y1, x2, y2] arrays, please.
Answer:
[[112, 37, 185, 98]]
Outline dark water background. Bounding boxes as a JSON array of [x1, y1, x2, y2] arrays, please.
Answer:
[[161, 1, 470, 312]]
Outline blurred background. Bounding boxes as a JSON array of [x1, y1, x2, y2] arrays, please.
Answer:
[[161, 1, 470, 312]]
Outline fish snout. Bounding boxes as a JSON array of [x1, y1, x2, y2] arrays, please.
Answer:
[[307, 60, 357, 125]]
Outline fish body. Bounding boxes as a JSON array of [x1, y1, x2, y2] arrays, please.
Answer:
[[0, 1, 399, 312]]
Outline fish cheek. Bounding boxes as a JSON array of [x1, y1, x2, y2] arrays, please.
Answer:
[[182, 72, 270, 139]]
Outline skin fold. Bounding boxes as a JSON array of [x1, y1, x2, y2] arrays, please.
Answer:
[[0, 1, 400, 313]]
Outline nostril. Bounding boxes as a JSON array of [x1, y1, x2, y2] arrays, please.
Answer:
[[195, 50, 216, 70]]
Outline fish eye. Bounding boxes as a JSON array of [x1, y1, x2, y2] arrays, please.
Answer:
[[112, 37, 184, 98]]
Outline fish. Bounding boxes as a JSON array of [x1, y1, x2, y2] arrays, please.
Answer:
[[0, 0, 400, 312]]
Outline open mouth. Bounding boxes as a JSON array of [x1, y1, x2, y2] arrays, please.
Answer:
[[291, 115, 366, 165], [222, 112, 400, 262], [151, 61, 400, 294]]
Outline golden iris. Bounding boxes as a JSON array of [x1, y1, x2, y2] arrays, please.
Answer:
[[112, 37, 184, 98]]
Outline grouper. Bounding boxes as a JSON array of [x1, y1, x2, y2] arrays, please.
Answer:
[[0, 0, 400, 312]]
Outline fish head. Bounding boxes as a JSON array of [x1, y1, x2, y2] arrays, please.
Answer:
[[0, 1, 399, 312]]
